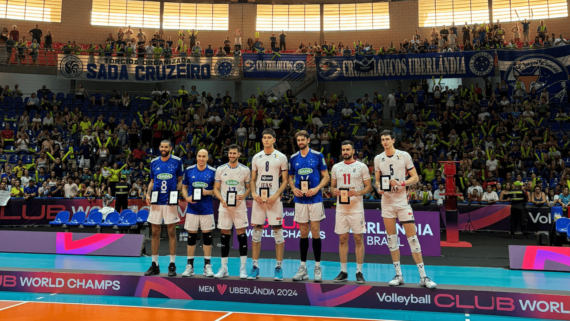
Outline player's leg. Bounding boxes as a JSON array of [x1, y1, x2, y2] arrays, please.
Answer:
[[271, 202, 285, 281], [166, 223, 177, 276], [182, 214, 198, 277], [215, 211, 232, 278], [351, 211, 366, 284], [310, 220, 322, 282], [144, 223, 162, 276], [201, 214, 215, 277], [335, 232, 349, 283], [247, 203, 264, 280], [401, 207, 436, 289], [384, 217, 404, 286], [293, 203, 310, 281], [230, 210, 249, 279]]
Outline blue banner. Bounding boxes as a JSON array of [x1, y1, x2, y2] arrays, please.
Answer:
[[242, 54, 307, 79], [497, 46, 570, 102], [316, 51, 495, 81]]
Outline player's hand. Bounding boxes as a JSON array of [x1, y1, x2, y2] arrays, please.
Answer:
[[306, 188, 318, 197], [266, 194, 279, 205], [146, 197, 151, 206], [390, 179, 400, 187], [185, 196, 196, 204], [332, 188, 340, 196], [348, 190, 357, 197], [237, 194, 245, 200], [293, 188, 304, 197], [202, 189, 214, 196], [252, 192, 263, 204], [221, 200, 227, 208]]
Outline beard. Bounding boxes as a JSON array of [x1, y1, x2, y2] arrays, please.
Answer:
[[160, 150, 169, 156], [342, 154, 353, 160], [298, 143, 308, 150]]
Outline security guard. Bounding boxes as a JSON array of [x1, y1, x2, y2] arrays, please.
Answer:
[[114, 175, 130, 213], [507, 181, 529, 239]]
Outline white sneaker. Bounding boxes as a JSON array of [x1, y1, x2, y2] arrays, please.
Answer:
[[314, 266, 322, 283], [292, 265, 309, 281], [420, 277, 437, 289], [181, 265, 194, 277], [239, 266, 248, 279], [214, 266, 229, 279], [389, 275, 404, 286], [203, 264, 214, 277]]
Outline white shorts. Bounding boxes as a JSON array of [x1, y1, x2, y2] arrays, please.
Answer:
[[382, 204, 415, 222], [217, 210, 249, 230], [405, 103, 415, 111], [147, 205, 180, 225], [79, 157, 91, 168], [184, 213, 215, 231], [251, 201, 283, 226], [294, 203, 325, 223], [335, 211, 366, 235]]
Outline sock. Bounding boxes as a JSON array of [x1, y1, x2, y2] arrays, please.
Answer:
[[170, 255, 175, 264], [221, 257, 228, 268], [357, 264, 363, 272], [276, 261, 282, 268], [221, 234, 230, 258], [417, 263, 426, 278], [237, 233, 248, 257], [300, 237, 309, 263], [315, 261, 321, 267], [300, 261, 306, 267], [204, 256, 211, 266], [152, 255, 158, 265], [240, 256, 247, 268], [341, 263, 347, 272], [313, 238, 322, 262], [253, 259, 259, 267], [394, 261, 402, 276], [187, 257, 194, 267]]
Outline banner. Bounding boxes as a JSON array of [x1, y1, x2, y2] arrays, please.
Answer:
[[509, 245, 570, 272], [242, 54, 307, 79], [316, 51, 495, 81], [497, 47, 570, 102], [0, 191, 9, 206], [58, 54, 239, 82], [232, 208, 441, 257]]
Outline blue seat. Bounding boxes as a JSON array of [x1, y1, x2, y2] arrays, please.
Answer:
[[119, 209, 133, 222], [99, 212, 119, 227], [83, 211, 103, 227], [8, 155, 18, 164], [117, 212, 137, 227], [4, 145, 15, 154], [66, 211, 87, 226], [136, 210, 149, 223], [555, 218, 570, 234], [49, 211, 70, 226], [22, 155, 32, 164]]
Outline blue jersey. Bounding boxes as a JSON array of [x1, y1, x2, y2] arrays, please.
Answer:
[[289, 149, 327, 204], [183, 164, 216, 215], [416, 90, 426, 102], [150, 155, 184, 205]]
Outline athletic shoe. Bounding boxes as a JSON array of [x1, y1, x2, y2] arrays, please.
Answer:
[[274, 267, 283, 281], [168, 263, 176, 277], [181, 265, 194, 277], [389, 275, 404, 286], [314, 266, 323, 283], [247, 266, 260, 280], [292, 265, 309, 281], [214, 266, 229, 279], [356, 272, 365, 284], [420, 277, 437, 289], [333, 271, 348, 283], [203, 264, 214, 277], [144, 262, 160, 276], [239, 266, 248, 279]]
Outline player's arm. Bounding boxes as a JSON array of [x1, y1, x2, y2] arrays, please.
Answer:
[[289, 174, 302, 197], [213, 181, 226, 207], [307, 169, 330, 197], [250, 169, 262, 204], [353, 176, 372, 197], [374, 169, 385, 194], [331, 171, 340, 196], [145, 179, 154, 206], [267, 170, 288, 205], [241, 181, 251, 200], [181, 182, 196, 204]]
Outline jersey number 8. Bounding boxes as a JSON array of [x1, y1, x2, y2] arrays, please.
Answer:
[[265, 161, 269, 172], [161, 180, 168, 191]]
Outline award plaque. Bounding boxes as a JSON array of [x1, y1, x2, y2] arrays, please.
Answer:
[[227, 191, 237, 207], [260, 188, 269, 202], [150, 191, 159, 204], [300, 180, 309, 194], [381, 175, 392, 192], [339, 188, 350, 204], [193, 188, 203, 201], [168, 191, 179, 205]]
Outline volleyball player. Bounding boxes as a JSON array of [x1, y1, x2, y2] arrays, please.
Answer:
[[181, 149, 216, 277], [248, 128, 289, 281], [145, 140, 184, 277], [212, 144, 251, 279], [289, 130, 330, 282], [330, 140, 372, 284], [374, 130, 437, 289]]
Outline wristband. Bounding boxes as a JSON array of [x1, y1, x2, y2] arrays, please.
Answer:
[[401, 181, 406, 187]]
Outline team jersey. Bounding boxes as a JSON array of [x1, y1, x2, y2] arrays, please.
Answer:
[[215, 162, 251, 212], [251, 149, 288, 197], [149, 155, 184, 205], [331, 160, 370, 213], [374, 150, 415, 206], [183, 164, 216, 215], [289, 149, 327, 204]]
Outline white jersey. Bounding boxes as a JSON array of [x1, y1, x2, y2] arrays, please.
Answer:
[[215, 162, 251, 212], [251, 149, 288, 196], [374, 149, 415, 207], [331, 160, 370, 214]]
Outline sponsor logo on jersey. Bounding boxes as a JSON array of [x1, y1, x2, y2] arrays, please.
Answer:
[[298, 168, 313, 175], [226, 180, 239, 186], [192, 182, 208, 188], [381, 158, 385, 162], [157, 173, 173, 180], [261, 175, 273, 181]]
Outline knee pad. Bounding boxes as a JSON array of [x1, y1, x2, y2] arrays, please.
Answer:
[[273, 229, 284, 244], [387, 234, 399, 252], [252, 228, 263, 243], [187, 233, 197, 246], [202, 232, 212, 246], [407, 235, 421, 253]]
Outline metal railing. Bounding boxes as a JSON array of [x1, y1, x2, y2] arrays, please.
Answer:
[[263, 56, 317, 99]]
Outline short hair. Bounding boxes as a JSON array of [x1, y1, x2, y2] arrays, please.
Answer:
[[295, 130, 310, 140], [160, 140, 172, 147], [228, 144, 241, 153], [262, 128, 277, 139], [197, 149, 209, 158], [341, 140, 354, 148], [380, 130, 395, 140]]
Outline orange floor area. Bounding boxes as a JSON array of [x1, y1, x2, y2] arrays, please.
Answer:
[[0, 301, 375, 321]]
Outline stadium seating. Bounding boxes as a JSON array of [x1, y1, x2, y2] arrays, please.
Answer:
[[136, 210, 149, 224], [83, 212, 103, 227], [49, 211, 70, 226], [99, 212, 120, 227], [66, 212, 87, 227]]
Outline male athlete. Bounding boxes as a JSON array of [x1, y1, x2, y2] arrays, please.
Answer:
[[374, 130, 437, 288], [331, 140, 372, 284], [289, 130, 330, 282], [181, 149, 217, 277], [248, 128, 289, 281], [212, 144, 251, 279], [145, 140, 184, 277]]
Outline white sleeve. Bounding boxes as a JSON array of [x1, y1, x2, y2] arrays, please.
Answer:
[[404, 153, 414, 171], [331, 166, 337, 180], [280, 155, 288, 171], [374, 156, 381, 173], [214, 167, 222, 182], [361, 163, 371, 181], [251, 157, 257, 172], [245, 168, 251, 184]]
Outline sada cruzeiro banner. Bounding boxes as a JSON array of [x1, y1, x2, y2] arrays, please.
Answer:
[[316, 51, 495, 81], [57, 54, 239, 82], [242, 54, 307, 79], [497, 46, 570, 102]]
